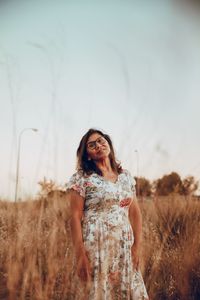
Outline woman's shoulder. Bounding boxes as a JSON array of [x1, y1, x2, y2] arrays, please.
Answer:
[[121, 168, 131, 176], [69, 169, 83, 179], [121, 169, 136, 182], [65, 169, 88, 197], [70, 169, 91, 180]]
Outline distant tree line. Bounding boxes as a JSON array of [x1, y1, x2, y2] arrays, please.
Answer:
[[37, 172, 199, 199], [134, 172, 199, 197]]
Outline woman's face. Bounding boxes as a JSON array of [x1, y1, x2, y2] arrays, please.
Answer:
[[86, 133, 111, 161]]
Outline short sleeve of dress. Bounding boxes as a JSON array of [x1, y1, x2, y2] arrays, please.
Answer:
[[65, 171, 86, 198], [125, 169, 137, 200]]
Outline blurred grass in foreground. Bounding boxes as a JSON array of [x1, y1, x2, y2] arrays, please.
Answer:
[[0, 193, 200, 300]]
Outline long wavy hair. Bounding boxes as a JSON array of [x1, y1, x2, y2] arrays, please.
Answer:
[[76, 128, 123, 176]]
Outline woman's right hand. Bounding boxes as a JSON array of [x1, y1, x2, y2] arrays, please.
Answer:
[[76, 251, 92, 282]]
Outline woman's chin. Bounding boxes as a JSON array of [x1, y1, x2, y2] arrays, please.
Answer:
[[95, 153, 109, 160]]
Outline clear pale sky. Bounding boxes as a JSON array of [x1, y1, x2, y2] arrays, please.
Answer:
[[0, 0, 200, 200]]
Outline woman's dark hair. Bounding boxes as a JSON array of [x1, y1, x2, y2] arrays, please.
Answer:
[[76, 128, 123, 176]]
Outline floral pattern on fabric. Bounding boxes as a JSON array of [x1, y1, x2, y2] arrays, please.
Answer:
[[65, 169, 149, 300]]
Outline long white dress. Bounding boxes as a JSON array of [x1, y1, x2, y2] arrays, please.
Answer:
[[65, 168, 149, 300]]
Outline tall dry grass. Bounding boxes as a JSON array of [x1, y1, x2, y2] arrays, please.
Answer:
[[0, 193, 199, 300], [141, 195, 200, 300]]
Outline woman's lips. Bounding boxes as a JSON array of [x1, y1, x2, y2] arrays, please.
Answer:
[[97, 148, 105, 153]]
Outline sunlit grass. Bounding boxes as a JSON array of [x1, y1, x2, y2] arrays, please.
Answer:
[[0, 193, 199, 300]]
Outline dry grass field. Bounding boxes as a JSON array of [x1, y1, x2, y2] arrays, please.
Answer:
[[0, 193, 199, 300]]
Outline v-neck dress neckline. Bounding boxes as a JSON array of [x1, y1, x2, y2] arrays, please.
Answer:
[[93, 171, 123, 185]]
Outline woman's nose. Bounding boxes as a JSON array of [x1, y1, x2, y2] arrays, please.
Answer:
[[95, 141, 102, 149]]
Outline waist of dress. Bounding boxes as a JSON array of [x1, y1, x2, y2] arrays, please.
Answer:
[[82, 208, 129, 224], [84, 198, 130, 213]]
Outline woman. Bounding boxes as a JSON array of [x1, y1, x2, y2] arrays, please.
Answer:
[[65, 128, 149, 300]]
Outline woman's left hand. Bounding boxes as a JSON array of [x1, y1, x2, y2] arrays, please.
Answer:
[[119, 197, 132, 207], [131, 244, 140, 271]]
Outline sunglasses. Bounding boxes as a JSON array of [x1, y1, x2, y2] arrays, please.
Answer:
[[86, 136, 107, 150]]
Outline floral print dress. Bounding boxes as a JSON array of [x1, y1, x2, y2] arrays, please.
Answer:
[[65, 168, 149, 300]]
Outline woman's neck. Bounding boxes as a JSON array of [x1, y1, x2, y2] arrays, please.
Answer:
[[94, 157, 113, 175]]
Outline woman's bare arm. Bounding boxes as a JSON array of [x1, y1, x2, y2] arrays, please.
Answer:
[[128, 198, 143, 248], [68, 189, 92, 281], [128, 198, 143, 270], [68, 189, 86, 258]]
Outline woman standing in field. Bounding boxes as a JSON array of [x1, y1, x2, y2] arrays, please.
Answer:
[[65, 128, 149, 300]]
